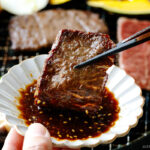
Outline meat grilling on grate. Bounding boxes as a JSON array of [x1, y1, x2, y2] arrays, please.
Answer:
[[34, 29, 114, 115], [9, 9, 108, 51], [118, 17, 150, 90]]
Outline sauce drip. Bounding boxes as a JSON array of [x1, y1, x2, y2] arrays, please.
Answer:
[[17, 80, 120, 140]]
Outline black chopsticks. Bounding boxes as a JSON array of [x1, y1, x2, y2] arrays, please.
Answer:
[[74, 26, 150, 69]]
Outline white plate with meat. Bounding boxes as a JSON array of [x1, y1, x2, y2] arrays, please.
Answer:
[[0, 54, 144, 148]]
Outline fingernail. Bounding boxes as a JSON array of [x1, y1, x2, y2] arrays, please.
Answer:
[[23, 123, 52, 150], [26, 123, 50, 138]]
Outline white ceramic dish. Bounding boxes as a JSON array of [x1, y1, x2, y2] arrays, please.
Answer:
[[0, 54, 144, 148]]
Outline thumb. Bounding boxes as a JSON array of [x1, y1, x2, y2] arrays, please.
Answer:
[[23, 123, 52, 150]]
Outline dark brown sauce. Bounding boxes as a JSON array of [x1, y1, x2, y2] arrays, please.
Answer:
[[17, 80, 120, 140]]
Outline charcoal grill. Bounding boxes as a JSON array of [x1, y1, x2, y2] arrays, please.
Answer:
[[0, 2, 150, 150]]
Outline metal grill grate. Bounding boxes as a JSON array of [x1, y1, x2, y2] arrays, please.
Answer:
[[0, 12, 42, 77], [0, 10, 150, 150]]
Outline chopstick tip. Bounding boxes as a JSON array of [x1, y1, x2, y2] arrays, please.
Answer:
[[73, 64, 80, 69]]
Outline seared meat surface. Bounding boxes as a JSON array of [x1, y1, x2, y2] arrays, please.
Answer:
[[35, 29, 114, 115], [9, 9, 108, 51]]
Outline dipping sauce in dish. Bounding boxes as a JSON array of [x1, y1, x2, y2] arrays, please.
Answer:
[[17, 80, 120, 140]]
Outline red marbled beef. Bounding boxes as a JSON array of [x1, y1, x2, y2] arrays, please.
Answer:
[[35, 29, 114, 115], [118, 17, 150, 90], [9, 9, 108, 51]]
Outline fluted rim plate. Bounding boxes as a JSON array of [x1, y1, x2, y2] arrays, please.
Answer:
[[0, 54, 144, 148]]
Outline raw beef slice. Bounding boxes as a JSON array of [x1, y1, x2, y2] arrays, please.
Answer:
[[35, 29, 114, 115], [118, 17, 150, 90]]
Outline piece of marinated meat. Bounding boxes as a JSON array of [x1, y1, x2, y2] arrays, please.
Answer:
[[9, 9, 108, 51], [118, 17, 150, 90], [35, 29, 114, 115]]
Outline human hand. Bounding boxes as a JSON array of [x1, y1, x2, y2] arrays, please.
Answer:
[[2, 123, 80, 150]]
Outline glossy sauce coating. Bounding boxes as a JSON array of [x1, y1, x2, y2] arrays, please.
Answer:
[[35, 30, 115, 115], [17, 80, 120, 140]]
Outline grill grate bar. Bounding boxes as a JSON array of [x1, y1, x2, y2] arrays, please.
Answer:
[[144, 92, 150, 135], [18, 55, 23, 63], [126, 135, 130, 145], [109, 143, 112, 150]]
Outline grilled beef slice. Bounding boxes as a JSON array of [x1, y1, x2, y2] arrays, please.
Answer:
[[35, 29, 114, 115], [9, 9, 108, 51]]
